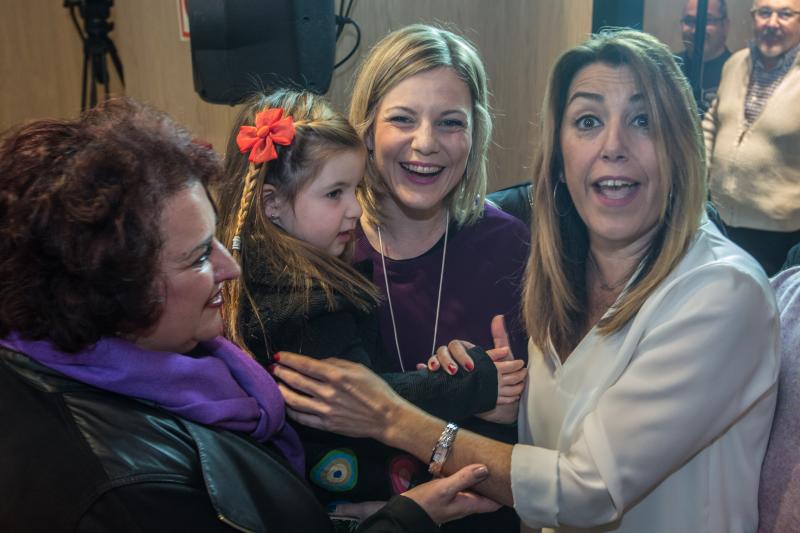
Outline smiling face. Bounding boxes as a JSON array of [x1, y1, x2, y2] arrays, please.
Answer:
[[135, 181, 241, 354], [267, 148, 365, 257], [752, 0, 800, 67], [560, 63, 664, 253], [368, 67, 473, 220]]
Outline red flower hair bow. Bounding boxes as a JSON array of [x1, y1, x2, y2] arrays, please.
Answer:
[[236, 108, 295, 164]]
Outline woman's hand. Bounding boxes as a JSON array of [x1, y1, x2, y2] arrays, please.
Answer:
[[270, 352, 406, 440], [419, 315, 513, 374], [417, 339, 475, 374], [330, 501, 386, 522], [419, 315, 527, 423], [480, 315, 526, 423], [401, 464, 502, 525]]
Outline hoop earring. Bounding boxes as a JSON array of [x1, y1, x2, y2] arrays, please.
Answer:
[[553, 180, 570, 217]]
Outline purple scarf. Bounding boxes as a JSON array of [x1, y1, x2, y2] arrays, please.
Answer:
[[0, 333, 304, 474]]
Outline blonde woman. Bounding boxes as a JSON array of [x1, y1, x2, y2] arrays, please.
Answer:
[[272, 30, 780, 532], [350, 24, 531, 380], [347, 24, 531, 531]]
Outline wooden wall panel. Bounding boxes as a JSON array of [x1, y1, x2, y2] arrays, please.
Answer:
[[327, 1, 594, 190], [0, 0, 119, 127], [112, 0, 238, 153], [643, 0, 756, 56], [2, 0, 593, 192]]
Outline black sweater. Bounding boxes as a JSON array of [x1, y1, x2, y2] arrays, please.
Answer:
[[240, 261, 498, 503], [241, 260, 499, 421]]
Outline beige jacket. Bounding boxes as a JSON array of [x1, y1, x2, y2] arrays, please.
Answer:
[[703, 48, 800, 232]]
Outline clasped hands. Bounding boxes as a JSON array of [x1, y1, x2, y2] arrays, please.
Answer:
[[271, 314, 526, 436], [269, 314, 523, 524], [270, 351, 503, 524], [417, 315, 527, 424]]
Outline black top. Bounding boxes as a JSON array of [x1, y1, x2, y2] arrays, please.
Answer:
[[241, 259, 499, 420], [678, 48, 733, 114], [240, 258, 499, 504]]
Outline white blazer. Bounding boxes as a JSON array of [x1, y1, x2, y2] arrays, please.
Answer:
[[512, 220, 780, 532]]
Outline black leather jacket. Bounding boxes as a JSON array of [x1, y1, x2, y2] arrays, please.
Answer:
[[0, 347, 437, 533]]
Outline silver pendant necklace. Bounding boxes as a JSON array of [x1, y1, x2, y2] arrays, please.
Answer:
[[377, 210, 449, 372]]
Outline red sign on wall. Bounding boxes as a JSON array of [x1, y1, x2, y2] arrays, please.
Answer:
[[177, 0, 190, 41]]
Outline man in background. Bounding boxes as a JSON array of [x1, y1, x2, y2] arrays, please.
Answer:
[[678, 0, 732, 113], [704, 0, 800, 275]]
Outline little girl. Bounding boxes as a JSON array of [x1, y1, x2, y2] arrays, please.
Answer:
[[215, 89, 522, 511]]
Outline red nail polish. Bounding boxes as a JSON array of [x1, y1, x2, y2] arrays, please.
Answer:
[[465, 361, 474, 371], [430, 360, 439, 369], [448, 363, 457, 373], [267, 364, 276, 373], [272, 352, 281, 362]]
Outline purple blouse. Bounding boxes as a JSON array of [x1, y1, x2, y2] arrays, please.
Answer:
[[354, 204, 530, 371]]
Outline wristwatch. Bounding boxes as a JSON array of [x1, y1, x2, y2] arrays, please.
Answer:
[[428, 422, 459, 476]]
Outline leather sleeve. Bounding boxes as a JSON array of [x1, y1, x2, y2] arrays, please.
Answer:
[[77, 482, 231, 533], [486, 182, 533, 227]]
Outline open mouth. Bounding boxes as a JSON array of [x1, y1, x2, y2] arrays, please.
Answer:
[[206, 289, 223, 307], [400, 162, 444, 178], [593, 178, 640, 200]]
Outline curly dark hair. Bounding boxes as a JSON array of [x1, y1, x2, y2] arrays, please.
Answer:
[[0, 98, 222, 352]]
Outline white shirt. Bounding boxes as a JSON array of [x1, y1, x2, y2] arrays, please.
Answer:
[[511, 221, 780, 532]]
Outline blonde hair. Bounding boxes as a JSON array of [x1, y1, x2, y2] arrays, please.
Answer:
[[349, 24, 492, 226], [523, 29, 706, 356], [216, 88, 380, 354]]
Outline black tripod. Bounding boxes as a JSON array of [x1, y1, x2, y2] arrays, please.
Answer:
[[65, 0, 125, 111]]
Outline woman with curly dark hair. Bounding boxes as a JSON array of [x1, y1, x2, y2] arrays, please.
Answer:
[[0, 98, 497, 533]]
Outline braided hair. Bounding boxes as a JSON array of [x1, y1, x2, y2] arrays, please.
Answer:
[[215, 89, 380, 354]]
